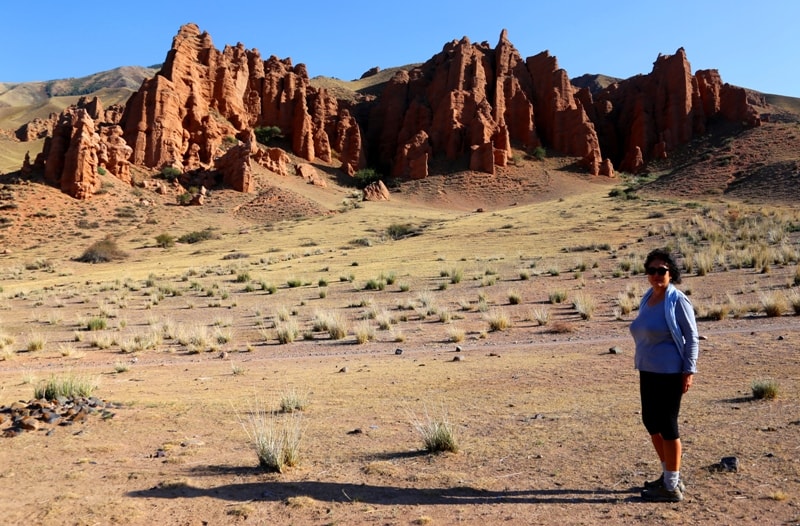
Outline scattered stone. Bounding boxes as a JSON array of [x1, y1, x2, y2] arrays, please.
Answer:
[[455, 346, 463, 352], [394, 348, 403, 355], [777, 335, 785, 341], [218, 351, 229, 359], [338, 367, 349, 373], [609, 346, 622, 354], [18, 417, 38, 431], [452, 355, 464, 362], [699, 335, 708, 341], [347, 428, 363, 435], [0, 395, 118, 438], [488, 352, 500, 357]]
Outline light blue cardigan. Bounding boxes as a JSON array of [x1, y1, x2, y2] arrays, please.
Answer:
[[638, 283, 699, 374]]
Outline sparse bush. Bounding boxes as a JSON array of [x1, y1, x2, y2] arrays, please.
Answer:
[[275, 320, 299, 344], [325, 312, 348, 340], [549, 290, 568, 304], [86, 317, 107, 331], [705, 303, 730, 321], [572, 292, 596, 320], [751, 379, 779, 400], [354, 322, 375, 344], [447, 326, 465, 343], [155, 233, 175, 248], [616, 292, 637, 316], [387, 223, 416, 240], [532, 146, 546, 161], [507, 290, 522, 305], [486, 309, 511, 332], [177, 229, 216, 244], [34, 373, 97, 400], [279, 388, 309, 413], [410, 407, 459, 453], [530, 307, 550, 326], [77, 236, 126, 263], [238, 398, 303, 473], [26, 333, 47, 352], [761, 292, 788, 317], [364, 278, 386, 291]]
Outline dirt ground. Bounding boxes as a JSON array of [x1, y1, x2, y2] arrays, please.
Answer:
[[1, 166, 799, 525]]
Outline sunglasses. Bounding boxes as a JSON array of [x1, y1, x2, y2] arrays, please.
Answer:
[[645, 267, 669, 276]]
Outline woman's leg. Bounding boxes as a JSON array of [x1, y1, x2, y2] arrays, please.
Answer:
[[663, 437, 681, 472]]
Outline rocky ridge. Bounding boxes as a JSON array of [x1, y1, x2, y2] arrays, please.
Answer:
[[13, 23, 761, 199]]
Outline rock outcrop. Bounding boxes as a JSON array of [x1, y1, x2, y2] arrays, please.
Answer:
[[586, 48, 761, 173], [23, 25, 759, 199]]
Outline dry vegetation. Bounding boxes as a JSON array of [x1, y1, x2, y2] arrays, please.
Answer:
[[1, 166, 799, 525]]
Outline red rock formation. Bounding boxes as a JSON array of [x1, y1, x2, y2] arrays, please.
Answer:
[[526, 51, 604, 174], [296, 163, 327, 187], [59, 109, 101, 199], [370, 30, 609, 179], [589, 48, 760, 173], [363, 180, 390, 201], [23, 25, 760, 199]]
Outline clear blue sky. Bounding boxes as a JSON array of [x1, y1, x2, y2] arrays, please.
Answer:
[[2, 0, 797, 97]]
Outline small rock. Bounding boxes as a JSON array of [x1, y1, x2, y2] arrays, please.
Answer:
[[452, 355, 464, 362], [777, 335, 785, 341], [609, 346, 622, 355], [455, 346, 462, 352], [218, 351, 228, 359], [699, 335, 708, 341], [18, 417, 38, 431], [338, 367, 349, 373], [346, 428, 363, 435], [394, 348, 403, 355]]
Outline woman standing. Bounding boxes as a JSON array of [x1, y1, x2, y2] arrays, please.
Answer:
[[630, 248, 699, 502]]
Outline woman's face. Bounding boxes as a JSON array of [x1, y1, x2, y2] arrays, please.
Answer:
[[646, 258, 671, 290]]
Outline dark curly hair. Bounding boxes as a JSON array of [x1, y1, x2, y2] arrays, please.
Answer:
[[644, 248, 682, 284]]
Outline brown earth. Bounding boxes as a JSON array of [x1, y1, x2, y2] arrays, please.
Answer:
[[1, 148, 800, 525]]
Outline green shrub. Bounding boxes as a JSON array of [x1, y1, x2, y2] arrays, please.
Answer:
[[254, 126, 283, 145], [532, 146, 546, 161], [387, 223, 416, 240], [161, 166, 181, 182], [353, 168, 383, 189], [178, 229, 216, 244], [155, 233, 175, 248], [751, 379, 779, 400], [86, 317, 107, 331], [77, 236, 127, 263]]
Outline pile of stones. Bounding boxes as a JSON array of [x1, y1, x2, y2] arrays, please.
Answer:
[[0, 396, 119, 437]]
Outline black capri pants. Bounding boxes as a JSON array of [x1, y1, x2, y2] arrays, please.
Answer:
[[639, 371, 684, 440]]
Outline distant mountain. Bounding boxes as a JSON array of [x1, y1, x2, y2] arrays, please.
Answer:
[[0, 66, 158, 108], [570, 73, 623, 94]]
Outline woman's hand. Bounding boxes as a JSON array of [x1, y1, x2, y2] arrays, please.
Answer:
[[682, 373, 694, 393]]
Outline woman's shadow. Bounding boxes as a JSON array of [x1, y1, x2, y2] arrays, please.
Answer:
[[127, 463, 638, 505]]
